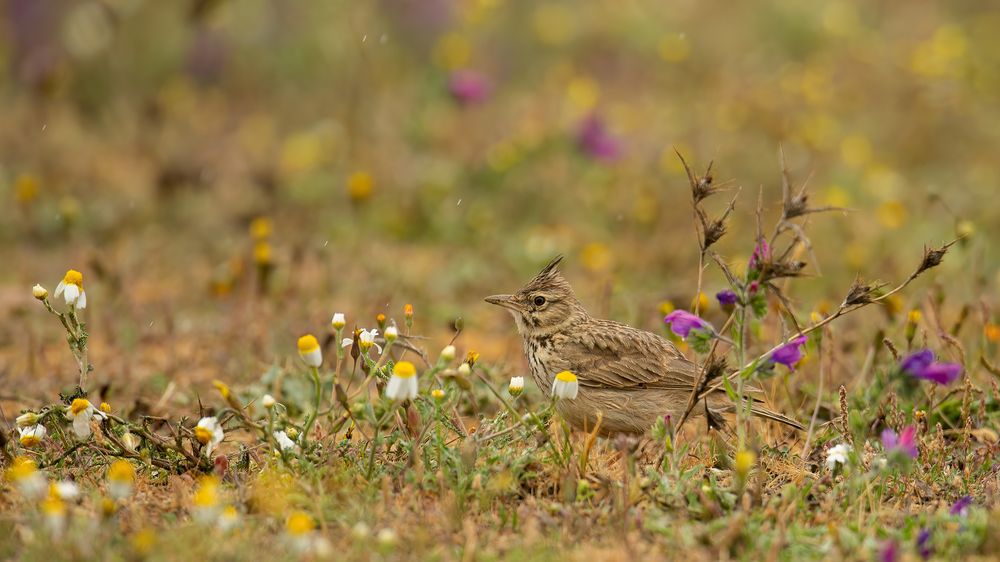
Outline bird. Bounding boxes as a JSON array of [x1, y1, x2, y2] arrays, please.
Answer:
[[485, 256, 804, 435]]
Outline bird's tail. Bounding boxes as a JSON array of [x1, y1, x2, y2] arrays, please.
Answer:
[[749, 405, 805, 431]]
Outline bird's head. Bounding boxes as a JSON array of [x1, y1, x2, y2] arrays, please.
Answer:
[[485, 256, 588, 336]]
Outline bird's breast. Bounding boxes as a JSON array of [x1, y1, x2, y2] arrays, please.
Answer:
[[523, 335, 566, 395]]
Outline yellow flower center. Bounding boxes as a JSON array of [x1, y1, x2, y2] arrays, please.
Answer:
[[465, 351, 480, 366], [431, 389, 445, 400], [107, 460, 136, 483], [555, 371, 578, 383], [100, 402, 112, 414], [249, 217, 273, 240], [347, 171, 374, 201], [63, 269, 83, 287], [20, 434, 41, 447], [195, 426, 214, 445], [297, 334, 320, 354], [70, 398, 92, 416], [193, 476, 220, 508], [286, 512, 315, 536], [393, 361, 416, 379], [6, 457, 38, 481], [41, 496, 66, 516]]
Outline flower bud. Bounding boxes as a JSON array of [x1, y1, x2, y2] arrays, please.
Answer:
[[384, 325, 398, 343], [331, 313, 346, 331], [262, 394, 276, 409], [16, 412, 39, 428], [32, 284, 48, 300], [457, 363, 471, 377], [439, 345, 456, 363]]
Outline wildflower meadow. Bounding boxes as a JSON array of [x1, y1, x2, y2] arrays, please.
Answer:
[[2, 1, 1000, 561]]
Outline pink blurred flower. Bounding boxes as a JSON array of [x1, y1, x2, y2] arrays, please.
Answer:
[[448, 70, 491, 104], [577, 115, 622, 162]]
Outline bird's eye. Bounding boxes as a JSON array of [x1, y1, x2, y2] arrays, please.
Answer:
[[533, 296, 546, 306]]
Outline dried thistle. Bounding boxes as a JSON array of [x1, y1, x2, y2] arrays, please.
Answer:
[[676, 149, 718, 203], [842, 277, 887, 307], [916, 239, 958, 276]]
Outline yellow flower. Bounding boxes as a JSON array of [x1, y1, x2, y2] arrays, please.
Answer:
[[985, 323, 1000, 343], [194, 417, 224, 457], [658, 301, 676, 316], [65, 398, 97, 439], [18, 424, 46, 447], [131, 528, 158, 557], [551, 371, 579, 400], [465, 351, 480, 367], [107, 459, 136, 499], [100, 402, 112, 414], [54, 269, 87, 309], [253, 241, 273, 266], [14, 173, 40, 204], [580, 242, 612, 273], [286, 511, 315, 536], [212, 380, 231, 400], [907, 310, 923, 325], [249, 217, 273, 240], [735, 449, 756, 478], [297, 334, 322, 367], [691, 292, 710, 314], [431, 389, 446, 401], [508, 376, 524, 398], [6, 456, 46, 498], [347, 171, 374, 202], [192, 475, 221, 524], [658, 33, 691, 63]]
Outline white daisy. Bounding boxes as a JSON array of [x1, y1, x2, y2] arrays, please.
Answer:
[[194, 417, 224, 458], [54, 269, 87, 309], [385, 361, 418, 401], [551, 371, 579, 400]]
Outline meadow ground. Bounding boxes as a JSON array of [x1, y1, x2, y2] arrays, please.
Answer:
[[2, 1, 1000, 560]]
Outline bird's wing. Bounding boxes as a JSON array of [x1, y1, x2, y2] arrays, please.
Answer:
[[565, 320, 699, 390]]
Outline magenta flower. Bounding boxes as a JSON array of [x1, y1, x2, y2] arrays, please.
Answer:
[[663, 310, 710, 339], [881, 426, 918, 459], [900, 349, 962, 385], [448, 70, 491, 105], [748, 238, 771, 272], [879, 540, 898, 562], [716, 290, 738, 306], [950, 495, 973, 516], [769, 336, 807, 370], [577, 115, 622, 162]]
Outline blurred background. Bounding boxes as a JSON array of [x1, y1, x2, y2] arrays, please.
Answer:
[[1, 0, 997, 398]]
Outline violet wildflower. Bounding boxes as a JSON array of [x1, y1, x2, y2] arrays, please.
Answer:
[[881, 426, 918, 459], [900, 349, 962, 385], [577, 114, 621, 162], [448, 70, 491, 105], [716, 290, 738, 307], [950, 495, 973, 516], [916, 528, 932, 560], [769, 336, 807, 370], [663, 310, 709, 340]]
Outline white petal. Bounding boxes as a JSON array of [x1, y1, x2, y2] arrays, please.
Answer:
[[303, 348, 322, 367], [76, 290, 87, 309], [373, 343, 383, 354], [405, 376, 419, 400], [73, 414, 91, 439], [63, 284, 80, 305], [55, 281, 66, 297], [342, 338, 354, 348], [385, 377, 403, 401]]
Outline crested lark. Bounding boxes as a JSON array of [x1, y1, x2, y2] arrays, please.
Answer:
[[486, 257, 803, 435]]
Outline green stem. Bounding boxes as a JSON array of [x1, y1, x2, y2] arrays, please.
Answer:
[[302, 366, 323, 444]]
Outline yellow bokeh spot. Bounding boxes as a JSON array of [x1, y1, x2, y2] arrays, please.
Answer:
[[432, 32, 471, 70], [822, 1, 860, 36], [14, 173, 40, 204], [486, 141, 521, 172], [907, 309, 923, 325], [844, 241, 868, 270], [658, 301, 675, 316], [910, 24, 967, 78], [566, 77, 599, 111], [131, 528, 157, 556], [532, 4, 575, 46], [734, 449, 756, 476], [956, 220, 974, 239], [715, 101, 749, 131], [796, 112, 839, 149], [253, 241, 273, 265], [212, 380, 231, 400], [5, 457, 38, 481], [658, 33, 690, 63], [347, 171, 374, 202], [580, 242, 612, 272], [864, 163, 903, 196], [279, 132, 325, 177], [193, 475, 220, 508], [877, 200, 908, 229], [107, 460, 136, 484], [800, 66, 832, 106], [286, 511, 315, 536], [250, 217, 273, 240], [660, 144, 693, 175], [691, 292, 710, 313], [840, 135, 872, 169], [821, 185, 852, 207]]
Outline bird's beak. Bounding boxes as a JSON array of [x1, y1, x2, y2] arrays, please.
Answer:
[[485, 294, 519, 310]]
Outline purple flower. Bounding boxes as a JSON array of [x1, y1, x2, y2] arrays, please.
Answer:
[[663, 310, 709, 339], [577, 115, 622, 162], [448, 70, 491, 105], [901, 349, 934, 374], [917, 528, 932, 560], [900, 349, 963, 385], [881, 426, 918, 459], [879, 540, 898, 562], [748, 238, 771, 271], [770, 336, 807, 370], [716, 290, 738, 306], [950, 495, 973, 516], [748, 280, 760, 295]]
